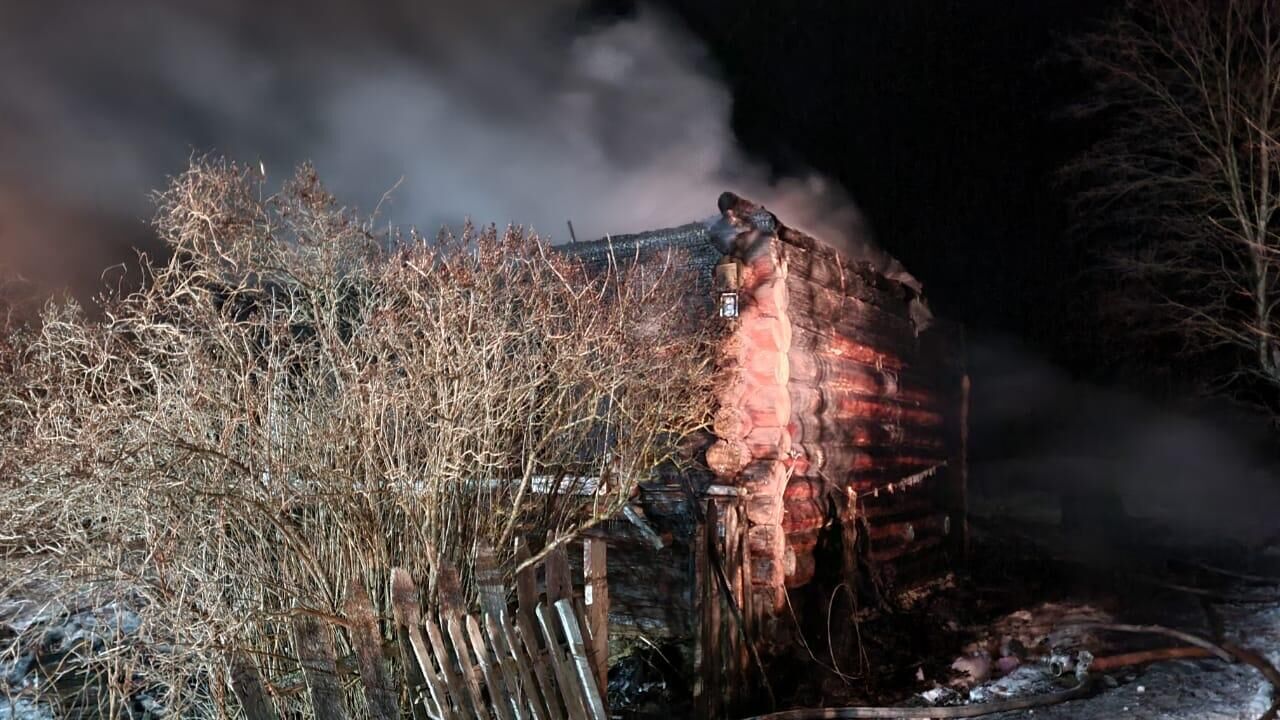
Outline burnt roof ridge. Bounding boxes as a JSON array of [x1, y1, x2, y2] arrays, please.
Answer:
[[565, 191, 926, 303]]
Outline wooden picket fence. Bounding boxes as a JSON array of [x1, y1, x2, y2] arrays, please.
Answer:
[[230, 536, 611, 720], [391, 537, 610, 720]]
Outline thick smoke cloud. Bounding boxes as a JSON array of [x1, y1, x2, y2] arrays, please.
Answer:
[[970, 337, 1280, 548], [0, 0, 890, 299]]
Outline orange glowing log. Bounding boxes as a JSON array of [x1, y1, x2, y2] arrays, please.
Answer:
[[785, 278, 917, 346], [782, 499, 829, 535], [712, 405, 752, 440], [705, 438, 751, 477], [789, 331, 910, 373], [788, 415, 947, 449], [791, 444, 944, 479], [789, 385, 946, 427]]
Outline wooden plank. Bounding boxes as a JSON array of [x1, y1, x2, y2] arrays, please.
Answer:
[[536, 603, 589, 720], [513, 614, 564, 720], [288, 614, 346, 720], [344, 579, 399, 720], [702, 500, 723, 718], [405, 623, 458, 720], [739, 504, 754, 643], [436, 555, 468, 616], [722, 503, 744, 698], [446, 614, 492, 720], [544, 536, 572, 604], [691, 503, 708, 718], [229, 651, 278, 720], [737, 503, 754, 692], [426, 617, 475, 720], [485, 614, 534, 720], [475, 545, 508, 618], [553, 599, 608, 720], [514, 537, 539, 631], [582, 538, 609, 698], [465, 614, 515, 720], [391, 569, 457, 720], [397, 623, 434, 720]]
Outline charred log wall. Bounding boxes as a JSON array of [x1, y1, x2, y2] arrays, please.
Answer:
[[706, 195, 966, 628]]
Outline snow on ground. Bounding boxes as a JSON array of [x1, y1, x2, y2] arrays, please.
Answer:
[[908, 599, 1279, 719]]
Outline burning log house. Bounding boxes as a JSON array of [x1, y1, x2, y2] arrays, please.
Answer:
[[567, 193, 968, 709]]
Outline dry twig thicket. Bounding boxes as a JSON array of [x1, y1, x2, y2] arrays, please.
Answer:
[[0, 158, 717, 717]]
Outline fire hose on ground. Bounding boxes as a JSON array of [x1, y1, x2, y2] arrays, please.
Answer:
[[741, 623, 1280, 720]]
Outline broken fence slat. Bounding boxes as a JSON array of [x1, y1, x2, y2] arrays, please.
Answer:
[[427, 617, 476, 720], [485, 613, 533, 720], [395, 621, 435, 720], [466, 614, 516, 720], [344, 579, 400, 720], [536, 603, 590, 720], [392, 569, 457, 720], [288, 614, 347, 720], [515, 613, 566, 720], [553, 599, 609, 720], [229, 651, 278, 720], [406, 623, 458, 720], [446, 614, 493, 720]]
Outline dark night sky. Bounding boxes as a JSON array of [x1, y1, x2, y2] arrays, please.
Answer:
[[659, 0, 1118, 362]]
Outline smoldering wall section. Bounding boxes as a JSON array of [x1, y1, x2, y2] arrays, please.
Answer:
[[0, 0, 892, 301], [969, 337, 1280, 548]]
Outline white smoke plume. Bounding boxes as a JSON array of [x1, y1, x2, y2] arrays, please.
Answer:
[[0, 0, 893, 295]]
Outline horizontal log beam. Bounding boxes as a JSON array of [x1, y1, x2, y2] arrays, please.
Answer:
[[787, 347, 943, 403], [785, 274, 918, 346], [790, 385, 947, 427], [789, 415, 947, 449], [779, 241, 910, 310], [865, 513, 951, 544], [790, 445, 945, 480]]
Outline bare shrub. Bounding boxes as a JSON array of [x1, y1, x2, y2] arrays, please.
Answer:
[[1066, 0, 1280, 402], [0, 158, 718, 717]]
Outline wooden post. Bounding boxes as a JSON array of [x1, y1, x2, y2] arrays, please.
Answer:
[[692, 501, 708, 717], [514, 537, 539, 631], [476, 544, 508, 618], [288, 614, 346, 720], [544, 535, 572, 604], [694, 498, 725, 719], [229, 651, 278, 720], [344, 579, 399, 720], [703, 499, 723, 719], [582, 538, 609, 698]]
